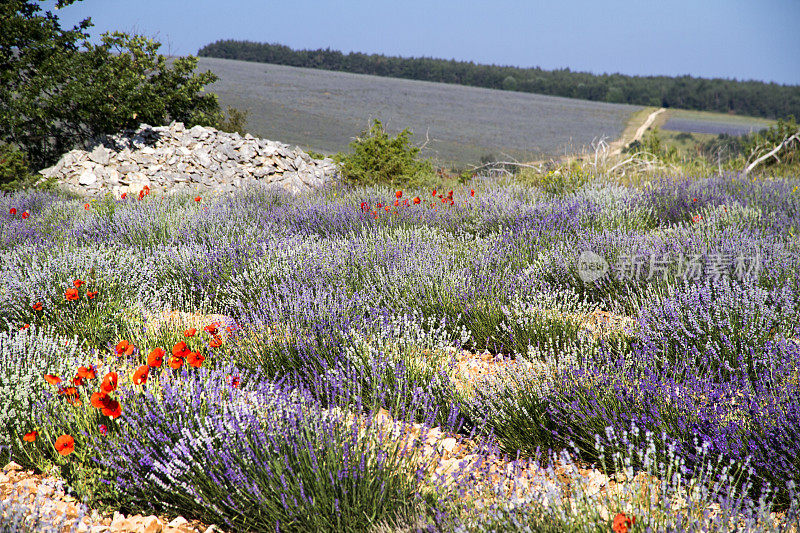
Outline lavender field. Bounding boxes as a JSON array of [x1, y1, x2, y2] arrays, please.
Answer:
[[198, 57, 641, 165], [1, 175, 800, 531]]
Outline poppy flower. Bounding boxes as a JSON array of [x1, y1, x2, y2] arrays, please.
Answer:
[[100, 372, 118, 393], [9, 208, 17, 215], [228, 375, 241, 388], [147, 347, 165, 368], [187, 351, 205, 368], [393, 199, 399, 207], [99, 424, 108, 435], [384, 206, 389, 212], [376, 203, 383, 208], [448, 190, 453, 198], [23, 430, 37, 442], [209, 335, 223, 348], [73, 279, 85, 288], [692, 198, 697, 202], [172, 341, 188, 356], [77, 366, 96, 380], [120, 192, 127, 200], [132, 365, 149, 385], [203, 323, 219, 335], [226, 324, 237, 334], [72, 375, 85, 387], [360, 202, 368, 211], [54, 435, 75, 456], [91, 392, 108, 409], [44, 374, 62, 385], [115, 340, 134, 357], [612, 513, 635, 533], [22, 211, 29, 219], [86, 290, 98, 300], [184, 327, 197, 337], [20, 323, 30, 330], [395, 191, 402, 199], [65, 288, 79, 301], [169, 356, 184, 370], [470, 189, 475, 197], [413, 197, 420, 204], [32, 302, 43, 311], [101, 398, 122, 418], [84, 203, 90, 210], [432, 189, 437, 196]]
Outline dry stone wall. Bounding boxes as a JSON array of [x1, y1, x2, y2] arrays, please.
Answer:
[[38, 122, 338, 197]]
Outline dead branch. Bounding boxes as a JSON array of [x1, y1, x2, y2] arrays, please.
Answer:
[[744, 132, 800, 176]]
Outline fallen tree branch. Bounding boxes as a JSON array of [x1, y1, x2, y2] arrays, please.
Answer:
[[744, 132, 800, 176]]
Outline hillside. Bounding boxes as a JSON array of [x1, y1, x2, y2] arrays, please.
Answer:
[[198, 40, 800, 120], [198, 57, 642, 165]]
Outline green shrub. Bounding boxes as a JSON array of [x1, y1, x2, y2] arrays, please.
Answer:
[[0, 143, 36, 192], [216, 105, 250, 135], [334, 120, 433, 187]]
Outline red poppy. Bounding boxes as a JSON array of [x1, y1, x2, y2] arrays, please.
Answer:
[[393, 199, 399, 207], [172, 341, 188, 356], [72, 375, 85, 387], [59, 386, 80, 405], [226, 324, 237, 334], [187, 351, 205, 368], [22, 211, 29, 219], [44, 374, 62, 385], [395, 191, 402, 199], [692, 198, 697, 202], [9, 208, 17, 215], [132, 365, 149, 385], [612, 513, 635, 533], [376, 203, 383, 208], [209, 335, 223, 348], [120, 193, 127, 200], [65, 288, 79, 301], [169, 356, 184, 370], [100, 372, 118, 393], [147, 347, 165, 368], [432, 189, 437, 196], [32, 302, 43, 311], [91, 391, 108, 409], [115, 340, 134, 357], [20, 323, 30, 330], [101, 398, 122, 418], [54, 435, 75, 456], [402, 199, 409, 206], [184, 328, 197, 337], [86, 290, 98, 300], [413, 197, 420, 204], [73, 279, 85, 288], [194, 196, 201, 202], [23, 430, 37, 442], [84, 203, 90, 210], [99, 424, 108, 435], [470, 189, 475, 197], [203, 323, 219, 335], [448, 190, 453, 198], [360, 202, 368, 211], [77, 366, 96, 380], [384, 206, 389, 212], [228, 375, 241, 388]]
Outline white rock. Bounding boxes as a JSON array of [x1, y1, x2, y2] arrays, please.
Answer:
[[78, 169, 97, 185]]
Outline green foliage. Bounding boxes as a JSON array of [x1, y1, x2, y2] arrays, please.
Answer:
[[743, 116, 800, 170], [334, 120, 433, 187], [216, 105, 250, 135], [0, 1, 221, 170], [0, 143, 36, 192], [516, 166, 591, 196]]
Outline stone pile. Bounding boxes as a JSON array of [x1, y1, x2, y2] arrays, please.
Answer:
[[38, 122, 338, 197]]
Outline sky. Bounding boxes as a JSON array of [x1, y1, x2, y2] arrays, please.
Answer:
[[42, 0, 800, 86]]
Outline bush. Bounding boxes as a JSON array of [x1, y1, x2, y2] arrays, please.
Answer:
[[0, 143, 37, 192], [334, 120, 433, 187]]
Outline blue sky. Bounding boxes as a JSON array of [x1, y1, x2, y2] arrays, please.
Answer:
[[43, 0, 800, 85]]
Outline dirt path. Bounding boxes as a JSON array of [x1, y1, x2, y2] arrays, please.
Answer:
[[606, 107, 666, 156]]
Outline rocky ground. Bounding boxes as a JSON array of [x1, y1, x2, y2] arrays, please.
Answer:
[[37, 123, 338, 198]]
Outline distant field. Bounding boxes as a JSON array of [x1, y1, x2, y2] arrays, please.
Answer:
[[197, 57, 642, 165], [660, 109, 775, 136]]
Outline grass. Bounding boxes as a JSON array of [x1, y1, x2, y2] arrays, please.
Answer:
[[2, 173, 800, 532]]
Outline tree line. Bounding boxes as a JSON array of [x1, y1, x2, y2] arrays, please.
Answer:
[[198, 40, 800, 120]]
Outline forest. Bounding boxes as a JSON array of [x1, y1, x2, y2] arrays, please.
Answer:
[[198, 40, 800, 120]]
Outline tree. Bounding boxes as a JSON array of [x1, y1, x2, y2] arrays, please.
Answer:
[[0, 0, 222, 170]]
